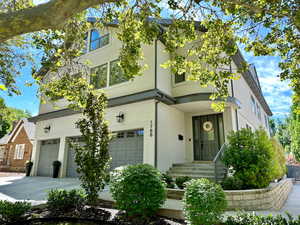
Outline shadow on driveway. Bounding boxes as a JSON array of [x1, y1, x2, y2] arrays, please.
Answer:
[[0, 176, 80, 204]]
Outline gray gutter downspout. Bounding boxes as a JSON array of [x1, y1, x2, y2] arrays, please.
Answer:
[[230, 63, 239, 130], [154, 39, 158, 168]]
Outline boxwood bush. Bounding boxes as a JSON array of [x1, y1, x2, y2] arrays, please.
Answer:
[[175, 176, 191, 189], [183, 178, 227, 225], [47, 189, 86, 212], [162, 173, 175, 188], [0, 200, 31, 223], [110, 164, 166, 218], [221, 176, 243, 190], [222, 128, 277, 189], [225, 212, 300, 225]]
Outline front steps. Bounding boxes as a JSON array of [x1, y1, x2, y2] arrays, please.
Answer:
[[167, 162, 226, 182]]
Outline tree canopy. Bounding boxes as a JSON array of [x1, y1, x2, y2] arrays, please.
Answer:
[[0, 0, 299, 111], [0, 97, 31, 138]]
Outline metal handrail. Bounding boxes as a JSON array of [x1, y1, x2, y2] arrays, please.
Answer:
[[213, 143, 226, 163], [213, 143, 227, 182]]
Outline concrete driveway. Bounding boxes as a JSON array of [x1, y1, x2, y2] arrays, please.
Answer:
[[0, 175, 80, 205]]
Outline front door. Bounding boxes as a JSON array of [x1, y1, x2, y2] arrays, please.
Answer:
[[193, 114, 224, 161]]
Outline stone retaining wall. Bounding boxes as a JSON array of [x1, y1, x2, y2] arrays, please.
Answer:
[[166, 178, 293, 211]]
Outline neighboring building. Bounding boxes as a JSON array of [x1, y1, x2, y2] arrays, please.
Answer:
[[0, 119, 35, 172], [29, 19, 272, 179]]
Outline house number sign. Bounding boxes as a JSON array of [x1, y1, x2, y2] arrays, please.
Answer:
[[203, 121, 213, 132]]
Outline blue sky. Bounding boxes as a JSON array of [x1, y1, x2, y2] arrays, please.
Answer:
[[0, 48, 292, 118]]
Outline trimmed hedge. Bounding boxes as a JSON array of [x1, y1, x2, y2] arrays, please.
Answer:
[[0, 200, 31, 223], [183, 179, 227, 225], [110, 164, 166, 218]]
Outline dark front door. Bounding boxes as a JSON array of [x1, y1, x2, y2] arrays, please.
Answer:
[[193, 114, 224, 161]]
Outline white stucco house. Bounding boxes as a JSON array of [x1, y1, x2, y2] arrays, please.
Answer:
[[29, 19, 272, 180]]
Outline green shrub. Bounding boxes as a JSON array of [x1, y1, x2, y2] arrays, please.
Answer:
[[183, 179, 227, 225], [0, 200, 31, 222], [162, 173, 175, 188], [225, 212, 299, 225], [270, 137, 287, 180], [47, 189, 86, 212], [221, 176, 243, 190], [222, 128, 274, 189], [110, 164, 166, 218], [175, 176, 191, 189]]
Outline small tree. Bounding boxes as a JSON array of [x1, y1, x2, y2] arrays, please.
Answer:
[[69, 91, 111, 204], [41, 74, 111, 204]]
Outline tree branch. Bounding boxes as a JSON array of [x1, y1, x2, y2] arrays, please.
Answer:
[[0, 0, 115, 42]]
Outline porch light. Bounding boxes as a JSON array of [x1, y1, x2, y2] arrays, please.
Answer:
[[116, 112, 125, 123], [44, 125, 51, 133]]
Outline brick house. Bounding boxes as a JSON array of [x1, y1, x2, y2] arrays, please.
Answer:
[[0, 119, 35, 172]]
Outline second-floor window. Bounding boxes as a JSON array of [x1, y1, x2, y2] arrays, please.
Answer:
[[257, 104, 261, 120], [91, 60, 129, 89], [89, 29, 109, 52], [250, 96, 256, 114]]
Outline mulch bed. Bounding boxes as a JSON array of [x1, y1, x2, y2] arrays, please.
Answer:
[[4, 204, 185, 225]]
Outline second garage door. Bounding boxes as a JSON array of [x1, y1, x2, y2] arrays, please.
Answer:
[[37, 139, 60, 177], [66, 129, 144, 177]]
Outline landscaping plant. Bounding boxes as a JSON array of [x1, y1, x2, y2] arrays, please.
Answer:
[[68, 90, 111, 205], [110, 164, 166, 218], [222, 128, 276, 189], [0, 200, 31, 223], [175, 176, 191, 189], [162, 173, 175, 189], [47, 189, 86, 212], [183, 178, 227, 225], [225, 212, 300, 225], [270, 137, 287, 180], [221, 176, 243, 190]]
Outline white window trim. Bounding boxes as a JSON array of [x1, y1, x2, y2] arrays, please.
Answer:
[[14, 144, 25, 160]]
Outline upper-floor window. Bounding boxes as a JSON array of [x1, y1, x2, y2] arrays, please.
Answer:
[[174, 72, 186, 84], [89, 29, 109, 52], [264, 114, 269, 128], [250, 96, 256, 114], [256, 104, 261, 120], [91, 59, 129, 89]]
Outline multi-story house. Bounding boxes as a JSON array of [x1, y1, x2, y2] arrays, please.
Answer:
[[29, 19, 272, 179]]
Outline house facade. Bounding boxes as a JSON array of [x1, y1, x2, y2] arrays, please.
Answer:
[[0, 119, 35, 172], [29, 21, 272, 178]]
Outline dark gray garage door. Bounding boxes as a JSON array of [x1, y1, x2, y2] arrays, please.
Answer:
[[66, 137, 84, 177], [109, 129, 144, 170], [66, 129, 144, 177], [37, 139, 60, 176]]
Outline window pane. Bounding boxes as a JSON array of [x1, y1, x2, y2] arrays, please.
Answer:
[[110, 60, 128, 86], [175, 72, 185, 83], [89, 29, 100, 51], [91, 64, 107, 89]]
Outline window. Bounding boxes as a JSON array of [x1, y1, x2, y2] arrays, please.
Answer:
[[257, 104, 261, 120], [89, 29, 109, 51], [174, 72, 186, 84], [0, 146, 5, 161], [91, 63, 108, 89], [110, 60, 128, 86], [14, 144, 25, 160], [250, 96, 256, 114], [264, 114, 269, 128]]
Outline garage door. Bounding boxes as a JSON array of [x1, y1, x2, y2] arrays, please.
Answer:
[[66, 137, 84, 177], [109, 129, 144, 170], [66, 129, 144, 177], [37, 139, 60, 176]]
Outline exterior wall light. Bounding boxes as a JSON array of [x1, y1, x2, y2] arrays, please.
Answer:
[[116, 112, 125, 123], [44, 125, 51, 133]]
